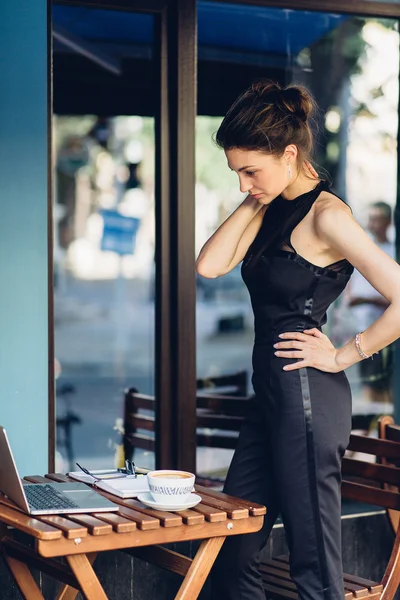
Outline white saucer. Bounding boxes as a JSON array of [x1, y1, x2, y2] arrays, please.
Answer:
[[137, 492, 202, 512]]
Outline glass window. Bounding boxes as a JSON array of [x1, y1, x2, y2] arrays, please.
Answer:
[[53, 6, 156, 473], [196, 2, 399, 493]]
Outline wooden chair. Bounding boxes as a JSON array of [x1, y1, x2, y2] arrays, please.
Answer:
[[260, 424, 400, 600], [378, 415, 400, 533]]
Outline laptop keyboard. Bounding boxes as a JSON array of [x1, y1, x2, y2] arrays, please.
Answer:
[[25, 484, 80, 510]]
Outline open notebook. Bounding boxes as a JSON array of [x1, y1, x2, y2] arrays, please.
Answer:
[[68, 470, 149, 499]]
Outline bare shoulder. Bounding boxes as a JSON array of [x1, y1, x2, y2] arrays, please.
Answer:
[[313, 190, 352, 233], [314, 190, 352, 217]]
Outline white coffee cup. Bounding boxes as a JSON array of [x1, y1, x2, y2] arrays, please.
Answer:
[[147, 470, 195, 505]]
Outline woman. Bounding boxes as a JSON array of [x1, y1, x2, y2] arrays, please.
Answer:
[[196, 80, 400, 600]]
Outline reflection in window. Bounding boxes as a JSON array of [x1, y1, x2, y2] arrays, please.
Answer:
[[54, 116, 155, 473], [196, 3, 399, 486], [53, 6, 156, 473]]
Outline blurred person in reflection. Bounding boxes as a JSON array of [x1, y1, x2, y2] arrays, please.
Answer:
[[347, 202, 394, 404], [196, 79, 400, 600]]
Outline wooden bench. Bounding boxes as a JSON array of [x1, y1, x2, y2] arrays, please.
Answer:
[[123, 372, 379, 488], [260, 420, 400, 600], [123, 387, 251, 486]]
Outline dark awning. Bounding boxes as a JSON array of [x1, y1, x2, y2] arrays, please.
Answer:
[[52, 2, 345, 115]]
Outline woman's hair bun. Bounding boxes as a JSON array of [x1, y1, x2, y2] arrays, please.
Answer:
[[251, 80, 281, 98], [216, 78, 315, 158], [251, 79, 314, 123]]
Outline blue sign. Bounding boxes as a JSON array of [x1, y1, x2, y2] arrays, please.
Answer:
[[101, 210, 140, 255]]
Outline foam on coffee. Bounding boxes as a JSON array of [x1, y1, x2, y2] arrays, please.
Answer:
[[151, 472, 192, 479]]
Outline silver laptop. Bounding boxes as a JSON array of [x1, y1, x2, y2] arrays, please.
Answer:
[[0, 426, 118, 515]]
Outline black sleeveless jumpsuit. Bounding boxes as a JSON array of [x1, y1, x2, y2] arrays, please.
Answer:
[[210, 181, 354, 600]]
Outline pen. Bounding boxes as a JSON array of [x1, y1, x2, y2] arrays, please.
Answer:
[[125, 459, 137, 478]]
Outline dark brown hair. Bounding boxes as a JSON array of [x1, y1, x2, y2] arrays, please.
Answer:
[[215, 79, 316, 167]]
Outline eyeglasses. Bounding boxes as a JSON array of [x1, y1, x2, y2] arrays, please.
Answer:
[[76, 459, 137, 480]]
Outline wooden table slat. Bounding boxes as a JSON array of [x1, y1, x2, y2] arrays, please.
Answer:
[[172, 509, 205, 525], [64, 515, 113, 536], [24, 476, 54, 484], [195, 493, 248, 519], [194, 484, 266, 516], [92, 512, 137, 533], [0, 501, 62, 540], [116, 505, 160, 530], [37, 516, 88, 539], [45, 473, 72, 482], [192, 503, 227, 522], [122, 499, 183, 527]]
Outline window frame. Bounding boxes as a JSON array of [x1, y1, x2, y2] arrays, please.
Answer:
[[49, 0, 400, 474]]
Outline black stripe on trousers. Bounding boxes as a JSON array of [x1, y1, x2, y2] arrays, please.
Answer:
[[299, 276, 331, 599], [299, 367, 331, 598]]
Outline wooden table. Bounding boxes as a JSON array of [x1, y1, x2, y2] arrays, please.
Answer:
[[0, 472, 265, 599]]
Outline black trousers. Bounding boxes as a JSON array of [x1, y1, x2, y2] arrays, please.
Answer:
[[210, 362, 352, 600]]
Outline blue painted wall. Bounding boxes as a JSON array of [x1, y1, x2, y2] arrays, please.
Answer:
[[0, 1, 49, 475]]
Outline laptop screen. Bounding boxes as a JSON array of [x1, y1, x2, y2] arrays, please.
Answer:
[[0, 426, 31, 512]]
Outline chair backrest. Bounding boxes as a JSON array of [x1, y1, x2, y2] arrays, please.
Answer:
[[342, 432, 400, 511], [123, 387, 251, 463], [342, 422, 400, 599], [378, 415, 400, 533], [123, 388, 156, 459], [196, 370, 248, 397], [196, 393, 249, 450]]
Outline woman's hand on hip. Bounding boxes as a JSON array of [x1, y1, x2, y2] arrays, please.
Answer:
[[273, 328, 341, 373]]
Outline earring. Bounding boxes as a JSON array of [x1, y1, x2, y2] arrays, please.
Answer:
[[288, 164, 292, 180]]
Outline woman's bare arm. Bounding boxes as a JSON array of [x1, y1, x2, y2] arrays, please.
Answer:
[[196, 196, 267, 278], [315, 202, 400, 369]]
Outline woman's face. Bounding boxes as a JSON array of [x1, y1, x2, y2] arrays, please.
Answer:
[[225, 148, 291, 204]]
